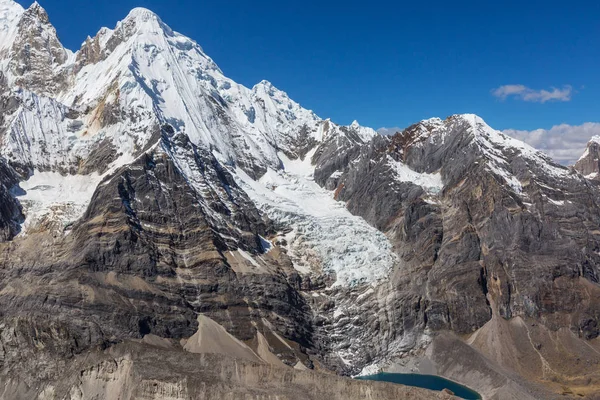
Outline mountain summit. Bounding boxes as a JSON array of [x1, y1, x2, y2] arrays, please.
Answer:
[[0, 2, 599, 399]]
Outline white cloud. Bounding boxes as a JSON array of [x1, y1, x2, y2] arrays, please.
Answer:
[[492, 84, 573, 103], [504, 122, 600, 164]]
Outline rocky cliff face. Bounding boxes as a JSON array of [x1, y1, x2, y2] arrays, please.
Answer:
[[6, 2, 71, 95], [326, 115, 600, 336], [0, 1, 599, 399], [575, 137, 600, 180]]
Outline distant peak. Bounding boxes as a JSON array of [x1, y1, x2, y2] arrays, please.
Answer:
[[115, 6, 173, 38], [406, 114, 496, 145], [253, 80, 287, 97], [377, 127, 402, 136], [255, 80, 274, 88], [445, 114, 496, 133], [453, 113, 483, 124], [23, 0, 49, 22], [125, 7, 159, 21], [27, 1, 44, 13], [351, 120, 360, 127]]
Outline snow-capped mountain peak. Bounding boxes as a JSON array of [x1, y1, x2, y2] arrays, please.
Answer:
[[0, 3, 387, 223], [398, 113, 572, 194], [0, 1, 389, 183], [254, 79, 276, 90], [589, 135, 600, 146], [1, 0, 71, 95], [126, 6, 159, 20], [117, 6, 175, 39], [26, 1, 46, 18]]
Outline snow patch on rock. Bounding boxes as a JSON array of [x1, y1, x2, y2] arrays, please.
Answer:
[[16, 171, 102, 233], [388, 156, 443, 193]]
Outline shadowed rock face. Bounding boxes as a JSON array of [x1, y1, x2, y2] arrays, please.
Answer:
[[0, 131, 318, 391], [0, 158, 22, 240]]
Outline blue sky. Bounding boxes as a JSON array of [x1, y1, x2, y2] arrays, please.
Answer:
[[14, 0, 600, 159]]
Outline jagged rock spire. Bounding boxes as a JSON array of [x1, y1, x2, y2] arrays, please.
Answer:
[[574, 136, 600, 179]]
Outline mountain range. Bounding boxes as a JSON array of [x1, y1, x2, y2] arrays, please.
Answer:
[[1, 1, 600, 399]]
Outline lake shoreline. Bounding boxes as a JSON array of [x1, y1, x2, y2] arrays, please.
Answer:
[[357, 372, 482, 399]]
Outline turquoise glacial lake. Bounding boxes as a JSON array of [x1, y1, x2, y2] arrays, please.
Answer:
[[357, 372, 482, 399]]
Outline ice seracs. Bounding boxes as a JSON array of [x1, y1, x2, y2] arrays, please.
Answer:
[[234, 149, 397, 287]]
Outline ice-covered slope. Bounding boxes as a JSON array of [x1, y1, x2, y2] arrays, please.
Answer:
[[235, 149, 397, 287], [1, 91, 81, 172], [16, 170, 102, 232], [0, 0, 23, 57]]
